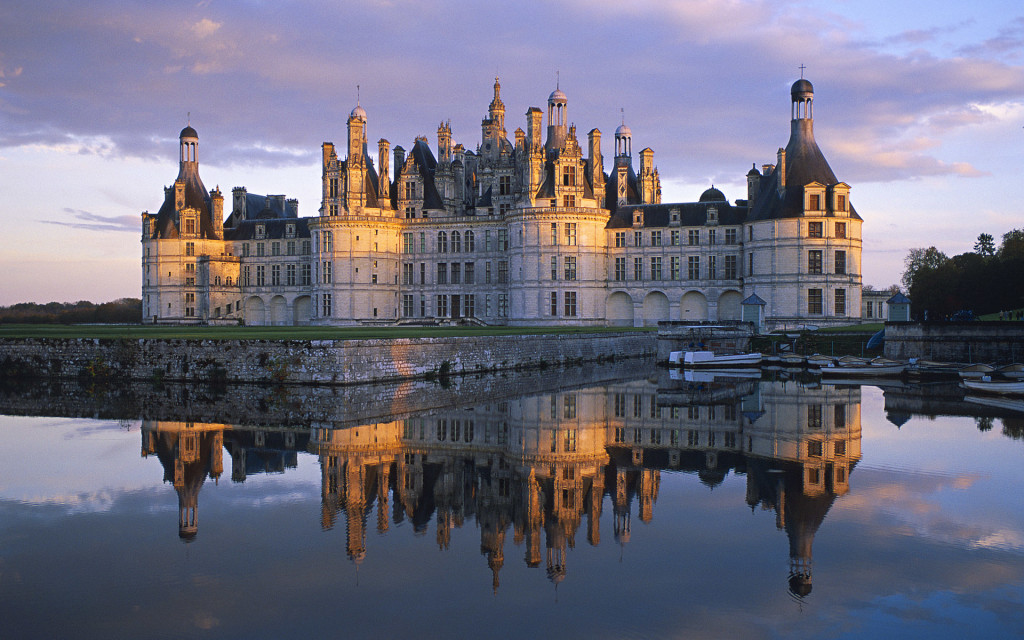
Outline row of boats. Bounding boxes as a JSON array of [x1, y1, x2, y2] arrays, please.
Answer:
[[666, 350, 1024, 396]]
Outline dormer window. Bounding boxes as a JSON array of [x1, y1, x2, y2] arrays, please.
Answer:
[[256, 224, 266, 238], [670, 208, 680, 226], [808, 194, 821, 210], [707, 206, 718, 225], [633, 211, 643, 227], [285, 223, 296, 238]]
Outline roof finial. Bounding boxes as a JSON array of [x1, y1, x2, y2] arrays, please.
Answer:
[[799, 63, 806, 78], [556, 70, 560, 90], [187, 111, 190, 126], [621, 107, 625, 126], [356, 84, 360, 106]]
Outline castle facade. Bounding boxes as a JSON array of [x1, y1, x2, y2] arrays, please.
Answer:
[[142, 77, 862, 329]]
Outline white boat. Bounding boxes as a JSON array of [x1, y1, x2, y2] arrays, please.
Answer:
[[681, 351, 762, 367], [959, 363, 996, 380], [996, 363, 1024, 381], [820, 356, 906, 377], [962, 378, 1024, 396], [964, 394, 1024, 413]]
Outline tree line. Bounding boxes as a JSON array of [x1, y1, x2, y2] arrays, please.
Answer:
[[902, 230, 1024, 320], [0, 298, 142, 324]]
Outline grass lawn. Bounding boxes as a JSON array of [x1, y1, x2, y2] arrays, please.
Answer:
[[0, 323, 655, 340]]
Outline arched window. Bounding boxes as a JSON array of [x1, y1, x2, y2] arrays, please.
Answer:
[[464, 230, 475, 252], [437, 231, 448, 253], [451, 230, 461, 253]]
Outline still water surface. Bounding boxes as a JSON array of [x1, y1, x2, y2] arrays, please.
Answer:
[[2, 364, 1024, 639]]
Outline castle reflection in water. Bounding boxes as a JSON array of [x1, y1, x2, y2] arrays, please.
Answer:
[[141, 374, 861, 598]]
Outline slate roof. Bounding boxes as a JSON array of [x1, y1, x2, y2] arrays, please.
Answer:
[[608, 198, 747, 229], [225, 216, 311, 241], [152, 163, 213, 240], [409, 138, 445, 210]]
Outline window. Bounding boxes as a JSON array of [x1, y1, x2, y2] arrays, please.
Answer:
[[688, 256, 700, 280], [651, 230, 662, 246], [835, 221, 847, 239], [865, 301, 874, 318], [185, 242, 195, 257], [405, 181, 416, 200], [402, 295, 414, 317], [835, 439, 846, 456], [465, 294, 475, 317], [724, 255, 737, 279], [837, 194, 847, 212], [497, 261, 508, 283], [485, 262, 492, 283], [286, 223, 295, 238], [634, 231, 643, 247], [256, 242, 265, 257], [272, 241, 280, 256], [808, 250, 823, 274], [564, 256, 577, 281], [835, 289, 847, 315], [707, 255, 716, 279], [287, 264, 296, 286], [748, 252, 754, 276], [565, 223, 577, 246], [564, 291, 577, 317], [809, 193, 821, 210], [688, 230, 700, 245], [549, 292, 558, 316], [633, 257, 644, 280], [808, 440, 823, 457], [287, 240, 296, 256], [436, 295, 448, 318], [670, 256, 680, 280], [271, 264, 281, 286], [497, 229, 509, 251], [725, 228, 737, 245], [485, 230, 493, 251], [565, 429, 577, 452], [322, 231, 332, 251], [242, 243, 250, 257], [671, 229, 680, 246], [403, 263, 413, 285], [437, 263, 447, 284], [808, 221, 823, 238], [322, 261, 332, 284], [256, 265, 265, 286], [615, 257, 626, 281], [562, 194, 576, 207], [452, 231, 461, 253], [551, 256, 558, 280], [403, 232, 414, 254], [497, 293, 508, 317], [708, 229, 716, 245], [301, 264, 311, 285], [419, 232, 427, 252], [835, 404, 846, 430], [465, 230, 475, 252], [322, 293, 332, 317], [437, 231, 448, 253], [562, 165, 576, 186], [615, 231, 626, 247], [499, 175, 511, 195], [302, 241, 311, 255], [650, 256, 662, 280], [185, 218, 196, 235], [808, 288, 823, 314], [464, 262, 474, 284], [835, 250, 847, 275], [450, 263, 460, 284]]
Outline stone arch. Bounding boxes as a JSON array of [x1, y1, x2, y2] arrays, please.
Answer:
[[642, 291, 670, 327], [269, 295, 288, 326], [244, 296, 266, 326], [605, 292, 634, 327], [717, 290, 742, 321], [680, 291, 708, 321], [293, 295, 312, 325]]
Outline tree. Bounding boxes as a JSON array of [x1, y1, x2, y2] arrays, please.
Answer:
[[901, 247, 948, 292], [974, 233, 995, 257], [999, 229, 1024, 261]]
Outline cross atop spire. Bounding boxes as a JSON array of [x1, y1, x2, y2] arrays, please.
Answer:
[[799, 64, 806, 78]]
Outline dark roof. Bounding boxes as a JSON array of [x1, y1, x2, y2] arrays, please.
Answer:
[[791, 78, 813, 97], [180, 125, 198, 139], [608, 199, 746, 229], [225, 216, 311, 241], [699, 187, 726, 202], [887, 292, 911, 304], [747, 120, 861, 222], [152, 163, 213, 239], [742, 294, 766, 305], [410, 138, 445, 210]]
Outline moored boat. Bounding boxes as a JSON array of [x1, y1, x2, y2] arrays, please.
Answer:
[[679, 351, 762, 367], [962, 378, 1024, 396], [959, 363, 996, 380], [996, 363, 1024, 381], [820, 356, 906, 377]]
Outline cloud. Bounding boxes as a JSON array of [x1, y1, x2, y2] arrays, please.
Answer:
[[190, 17, 221, 38], [41, 208, 139, 233]]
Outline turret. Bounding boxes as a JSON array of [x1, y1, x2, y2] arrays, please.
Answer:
[[378, 139, 391, 202], [211, 187, 224, 239], [546, 85, 568, 152]]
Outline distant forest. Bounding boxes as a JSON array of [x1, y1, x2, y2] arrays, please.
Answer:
[[0, 299, 141, 324]]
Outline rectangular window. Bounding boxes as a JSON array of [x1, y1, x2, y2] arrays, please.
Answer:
[[403, 232, 414, 254], [287, 241, 296, 256], [562, 194, 576, 208], [465, 262, 474, 284], [615, 257, 626, 281], [497, 229, 509, 251], [808, 221, 823, 238], [650, 256, 662, 280], [564, 256, 577, 281], [808, 288, 823, 314], [708, 229, 716, 245], [402, 294, 414, 318], [302, 240, 311, 255], [322, 293, 332, 317], [565, 223, 577, 246], [725, 255, 737, 279], [671, 229, 680, 246], [651, 230, 662, 246], [403, 263, 413, 285], [835, 289, 847, 315], [256, 265, 265, 286], [271, 264, 281, 286], [420, 263, 426, 285], [809, 193, 821, 210], [485, 261, 492, 284], [808, 250, 823, 274], [633, 257, 644, 280], [485, 230, 493, 252], [437, 263, 447, 285], [272, 242, 280, 256], [708, 255, 716, 279], [551, 256, 558, 280], [837, 194, 847, 212], [634, 231, 643, 247], [670, 256, 680, 280], [551, 223, 558, 245], [301, 264, 311, 285], [497, 261, 508, 283], [419, 232, 426, 253], [562, 165, 577, 186], [835, 404, 846, 430], [451, 263, 461, 284], [436, 295, 448, 318], [808, 440, 823, 457], [835, 250, 847, 275], [500, 175, 511, 195], [549, 292, 558, 316], [497, 293, 508, 318], [322, 261, 332, 284], [725, 228, 737, 245], [688, 230, 700, 246], [615, 231, 626, 247], [564, 291, 577, 317], [748, 252, 754, 276], [465, 294, 475, 317], [256, 242, 265, 257], [185, 242, 195, 257], [242, 243, 250, 257], [688, 256, 700, 280], [465, 231, 475, 252]]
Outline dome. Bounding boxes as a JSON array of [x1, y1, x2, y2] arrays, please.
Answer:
[[548, 88, 567, 103], [179, 125, 198, 140], [791, 78, 814, 98], [699, 186, 726, 202], [615, 123, 632, 137], [350, 104, 367, 119]]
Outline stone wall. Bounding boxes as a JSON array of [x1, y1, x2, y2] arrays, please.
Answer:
[[0, 332, 656, 386], [884, 322, 1024, 364]]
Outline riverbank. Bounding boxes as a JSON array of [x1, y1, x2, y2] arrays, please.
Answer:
[[0, 331, 657, 386]]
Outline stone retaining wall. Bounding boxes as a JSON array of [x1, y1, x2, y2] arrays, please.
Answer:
[[0, 332, 656, 386], [884, 322, 1024, 363]]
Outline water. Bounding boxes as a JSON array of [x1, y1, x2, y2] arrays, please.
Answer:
[[2, 365, 1024, 639]]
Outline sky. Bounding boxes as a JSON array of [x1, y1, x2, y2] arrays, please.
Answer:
[[1, 0, 1023, 305]]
